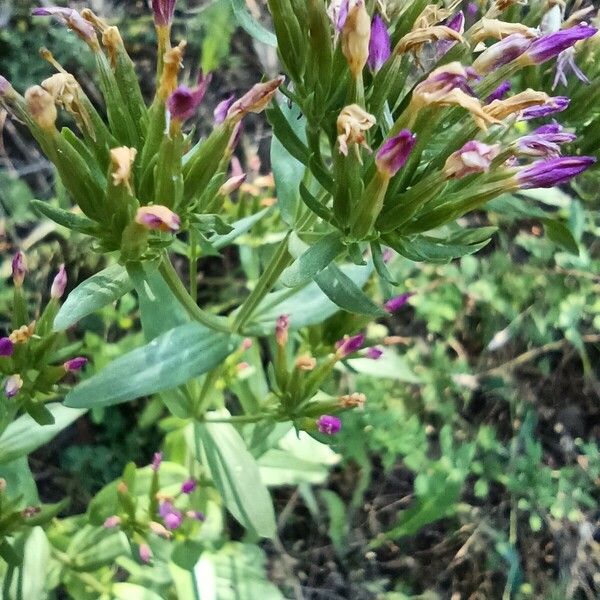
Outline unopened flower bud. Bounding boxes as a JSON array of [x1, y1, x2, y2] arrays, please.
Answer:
[[167, 73, 211, 123], [365, 347, 383, 359], [516, 156, 596, 189], [151, 452, 163, 471], [103, 515, 121, 528], [523, 24, 597, 65], [0, 338, 14, 357], [375, 130, 417, 178], [218, 173, 246, 196], [135, 206, 181, 233], [472, 33, 532, 74], [384, 292, 414, 312], [226, 76, 284, 122], [186, 510, 206, 521], [335, 333, 365, 358], [110, 147, 137, 193], [4, 374, 23, 399], [149, 521, 172, 538], [25, 85, 57, 130], [275, 315, 290, 346], [64, 357, 88, 372], [337, 104, 376, 156], [341, 0, 370, 78], [181, 479, 197, 494], [214, 95, 235, 124], [163, 509, 183, 530], [295, 355, 317, 371], [139, 543, 153, 564], [152, 0, 176, 27], [520, 95, 570, 120], [0, 478, 6, 492], [443, 141, 500, 179], [241, 338, 253, 350], [316, 415, 342, 435], [338, 392, 366, 408], [11, 252, 26, 287], [51, 264, 67, 299], [368, 14, 391, 72]]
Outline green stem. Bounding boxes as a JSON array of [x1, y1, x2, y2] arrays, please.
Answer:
[[189, 230, 198, 303], [202, 413, 275, 424], [194, 367, 222, 418], [159, 253, 231, 333], [51, 549, 110, 594]]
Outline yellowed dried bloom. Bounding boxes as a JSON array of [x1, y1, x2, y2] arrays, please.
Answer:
[[395, 26, 464, 55], [487, 0, 528, 19], [295, 355, 317, 371], [158, 41, 186, 100], [149, 521, 172, 538], [470, 18, 537, 44], [110, 147, 137, 193], [9, 322, 36, 344], [81, 8, 110, 33], [341, 1, 371, 78], [564, 6, 596, 28], [484, 89, 550, 120], [339, 392, 366, 408], [102, 26, 124, 68], [414, 4, 455, 29], [226, 76, 284, 122], [337, 104, 376, 156], [25, 85, 57, 130]]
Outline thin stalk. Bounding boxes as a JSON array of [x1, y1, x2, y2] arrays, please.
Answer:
[[189, 230, 198, 303]]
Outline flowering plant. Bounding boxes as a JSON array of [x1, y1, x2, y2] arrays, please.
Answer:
[[0, 0, 599, 595]]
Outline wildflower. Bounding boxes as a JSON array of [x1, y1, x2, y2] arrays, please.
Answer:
[[437, 11, 465, 57], [552, 48, 589, 89], [335, 333, 365, 358], [149, 521, 172, 538], [443, 141, 500, 179], [368, 14, 391, 72], [365, 347, 383, 359], [516, 156, 596, 189], [472, 34, 532, 74], [158, 42, 186, 100], [103, 515, 121, 528], [139, 543, 152, 564], [218, 174, 246, 196], [295, 355, 317, 371], [486, 80, 512, 103], [484, 89, 551, 120], [9, 323, 35, 344], [25, 85, 57, 131], [337, 104, 376, 156], [275, 315, 290, 346], [214, 95, 235, 124], [341, 0, 370, 78], [4, 374, 23, 399], [135, 206, 181, 233], [151, 452, 163, 471], [339, 392, 366, 408], [520, 95, 569, 120], [167, 73, 211, 122], [110, 147, 137, 194], [226, 77, 284, 122], [152, 0, 176, 27], [515, 125, 576, 158], [51, 264, 67, 299], [316, 415, 342, 435], [32, 7, 97, 46], [12, 252, 26, 287], [63, 357, 88, 372], [384, 293, 414, 312], [0, 338, 14, 357], [375, 130, 417, 178], [523, 24, 597, 65], [470, 18, 537, 44], [181, 479, 197, 494]]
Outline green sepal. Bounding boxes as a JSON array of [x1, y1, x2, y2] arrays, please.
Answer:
[[266, 102, 310, 165], [139, 100, 166, 181], [299, 182, 334, 223], [266, 0, 306, 82], [155, 129, 184, 210]]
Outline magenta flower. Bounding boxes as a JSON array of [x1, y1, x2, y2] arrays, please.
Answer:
[[517, 156, 596, 188], [151, 452, 163, 471], [526, 24, 597, 64], [444, 140, 499, 179], [167, 73, 211, 122], [516, 126, 576, 158], [376, 130, 417, 178], [214, 95, 235, 124], [103, 515, 121, 529], [316, 415, 342, 435], [486, 80, 512, 104], [368, 14, 391, 72], [63, 357, 88, 372], [12, 252, 26, 287], [0, 338, 14, 357], [163, 507, 183, 530], [152, 0, 176, 27], [520, 96, 570, 120], [181, 479, 197, 494], [437, 11, 465, 57], [473, 34, 532, 74], [335, 333, 365, 358], [384, 292, 414, 313], [552, 48, 590, 89], [366, 347, 383, 360], [32, 7, 96, 42], [50, 264, 67, 299]]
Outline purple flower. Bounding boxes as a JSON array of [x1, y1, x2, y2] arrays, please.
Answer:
[[467, 2, 478, 17], [520, 96, 570, 120], [12, 252, 26, 287], [517, 156, 596, 188], [0, 76, 12, 97], [32, 7, 96, 43], [444, 140, 499, 179], [516, 126, 576, 158], [50, 264, 67, 299], [473, 34, 532, 74], [4, 374, 23, 399], [316, 415, 342, 435], [275, 315, 290, 346], [0, 337, 14, 357], [135, 206, 181, 232], [368, 14, 391, 72], [437, 11, 465, 57], [214, 95, 235, 124], [163, 508, 183, 530], [181, 479, 197, 494], [167, 73, 211, 122], [366, 347, 383, 360], [525, 24, 597, 64], [375, 130, 417, 178], [152, 0, 176, 27], [335, 333, 365, 357], [151, 452, 163, 471], [334, 0, 350, 32], [486, 80, 512, 104], [384, 292, 414, 312], [552, 47, 590, 89], [63, 357, 88, 372]]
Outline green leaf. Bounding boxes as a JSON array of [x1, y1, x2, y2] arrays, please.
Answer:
[[315, 263, 385, 317], [20, 528, 50, 600], [211, 208, 272, 250], [113, 584, 165, 600], [54, 264, 133, 331], [196, 421, 276, 538], [346, 349, 420, 383], [0, 458, 38, 508], [543, 219, 579, 255], [230, 0, 277, 46], [0, 404, 85, 464], [320, 490, 348, 556], [299, 182, 333, 222], [64, 324, 234, 409], [280, 232, 345, 288], [67, 525, 130, 571], [30, 199, 98, 234]]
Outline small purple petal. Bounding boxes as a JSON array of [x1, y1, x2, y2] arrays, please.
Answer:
[[437, 11, 465, 56], [139, 543, 152, 564], [366, 347, 383, 360], [152, 0, 177, 27], [552, 47, 590, 89], [335, 333, 365, 357], [526, 24, 597, 64], [0, 338, 14, 357], [151, 452, 163, 471], [486, 80, 512, 104], [63, 356, 88, 372], [12, 252, 26, 287], [376, 130, 417, 177], [520, 96, 570, 120], [316, 415, 342, 435], [214, 95, 235, 124], [517, 156, 596, 188], [368, 14, 391, 72], [50, 264, 67, 299], [384, 292, 414, 313], [167, 73, 212, 122], [32, 6, 96, 42], [181, 479, 197, 494]]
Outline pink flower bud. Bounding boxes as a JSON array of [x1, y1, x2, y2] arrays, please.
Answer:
[[63, 357, 88, 372], [135, 206, 180, 232], [50, 264, 67, 299], [181, 479, 197, 494], [4, 374, 23, 399], [151, 452, 163, 471], [214, 95, 235, 124], [103, 515, 121, 528], [139, 543, 153, 564], [151, 0, 176, 27], [0, 338, 14, 357], [335, 334, 365, 358], [275, 315, 290, 346], [375, 130, 417, 178], [218, 173, 246, 196], [316, 415, 342, 435], [12, 252, 26, 287]]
